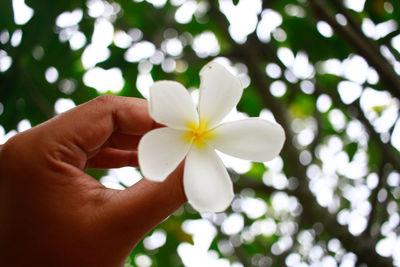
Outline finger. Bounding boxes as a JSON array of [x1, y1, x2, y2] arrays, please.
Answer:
[[66, 96, 153, 150], [103, 133, 142, 151], [37, 96, 154, 168], [86, 148, 138, 169], [153, 122, 166, 129], [102, 162, 186, 245]]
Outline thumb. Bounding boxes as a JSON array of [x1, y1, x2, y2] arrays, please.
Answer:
[[102, 162, 187, 246]]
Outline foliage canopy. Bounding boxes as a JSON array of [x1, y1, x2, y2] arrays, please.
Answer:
[[1, 0, 400, 266]]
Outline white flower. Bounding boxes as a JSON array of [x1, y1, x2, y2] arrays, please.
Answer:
[[138, 61, 285, 212]]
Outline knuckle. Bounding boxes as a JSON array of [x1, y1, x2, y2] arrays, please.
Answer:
[[93, 94, 115, 106], [1, 134, 21, 158]]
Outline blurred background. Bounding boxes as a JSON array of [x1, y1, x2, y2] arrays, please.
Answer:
[[1, 0, 400, 266]]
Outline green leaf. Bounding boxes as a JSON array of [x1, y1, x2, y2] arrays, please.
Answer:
[[0, 0, 16, 31], [246, 162, 267, 178], [345, 142, 358, 162], [289, 94, 315, 118], [237, 88, 263, 116]]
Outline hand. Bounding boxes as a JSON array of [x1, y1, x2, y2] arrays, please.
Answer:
[[0, 96, 187, 267]]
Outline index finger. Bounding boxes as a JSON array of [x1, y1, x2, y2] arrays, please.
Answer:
[[45, 95, 155, 155]]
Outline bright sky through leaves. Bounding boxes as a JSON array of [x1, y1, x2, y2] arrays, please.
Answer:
[[2, 0, 400, 265]]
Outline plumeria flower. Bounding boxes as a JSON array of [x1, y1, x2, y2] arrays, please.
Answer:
[[138, 61, 285, 212]]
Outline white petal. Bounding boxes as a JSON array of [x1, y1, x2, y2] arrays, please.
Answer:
[[198, 61, 243, 128], [184, 145, 234, 212], [208, 118, 285, 162], [150, 81, 198, 130], [138, 127, 191, 182]]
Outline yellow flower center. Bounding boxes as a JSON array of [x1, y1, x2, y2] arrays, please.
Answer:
[[185, 119, 215, 148]]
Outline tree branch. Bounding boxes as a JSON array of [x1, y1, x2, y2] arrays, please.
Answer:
[[16, 63, 53, 119], [208, 2, 394, 266], [313, 83, 400, 169], [363, 161, 386, 239], [329, 0, 364, 37], [308, 0, 400, 100]]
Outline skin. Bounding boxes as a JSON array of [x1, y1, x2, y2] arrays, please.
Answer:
[[0, 95, 187, 267]]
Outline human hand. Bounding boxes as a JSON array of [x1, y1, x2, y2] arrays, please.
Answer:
[[0, 96, 187, 267]]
